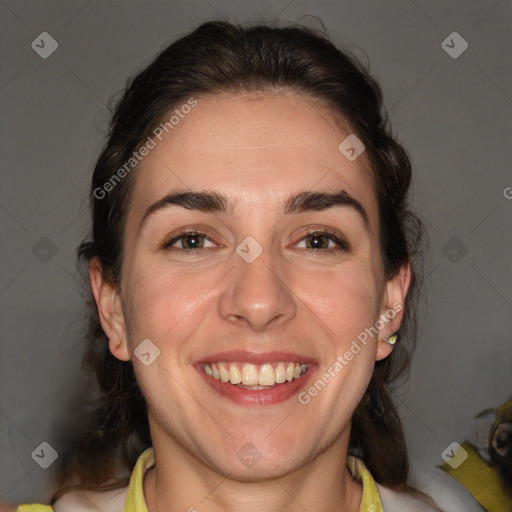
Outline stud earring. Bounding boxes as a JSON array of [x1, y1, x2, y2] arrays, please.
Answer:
[[386, 333, 398, 345]]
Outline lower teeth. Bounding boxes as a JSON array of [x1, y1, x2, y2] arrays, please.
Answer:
[[235, 384, 277, 390]]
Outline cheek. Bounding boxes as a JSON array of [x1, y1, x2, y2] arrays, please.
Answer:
[[122, 260, 219, 345], [304, 262, 380, 340]]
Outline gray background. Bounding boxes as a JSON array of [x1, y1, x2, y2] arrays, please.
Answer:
[[1, 0, 511, 505]]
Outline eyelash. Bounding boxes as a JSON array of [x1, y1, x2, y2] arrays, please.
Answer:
[[161, 230, 349, 255]]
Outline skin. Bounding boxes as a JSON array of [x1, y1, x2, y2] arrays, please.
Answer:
[[90, 90, 411, 512]]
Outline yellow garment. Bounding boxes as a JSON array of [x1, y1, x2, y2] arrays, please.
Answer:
[[17, 447, 384, 512], [440, 441, 512, 512]]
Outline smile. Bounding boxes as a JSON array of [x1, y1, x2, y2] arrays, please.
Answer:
[[194, 351, 317, 405], [202, 362, 309, 388]]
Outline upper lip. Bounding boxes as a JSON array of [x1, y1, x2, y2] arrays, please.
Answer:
[[193, 350, 317, 365]]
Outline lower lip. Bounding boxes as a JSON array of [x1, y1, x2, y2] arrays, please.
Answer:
[[196, 365, 317, 406]]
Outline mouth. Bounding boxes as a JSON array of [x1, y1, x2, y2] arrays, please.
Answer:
[[194, 351, 317, 406]]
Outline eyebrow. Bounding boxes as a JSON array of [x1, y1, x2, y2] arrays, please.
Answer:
[[138, 188, 370, 233]]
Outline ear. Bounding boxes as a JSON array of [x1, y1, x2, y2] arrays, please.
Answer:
[[376, 261, 411, 361], [89, 257, 131, 361]]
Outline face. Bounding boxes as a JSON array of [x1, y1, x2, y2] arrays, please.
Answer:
[[91, 90, 410, 480]]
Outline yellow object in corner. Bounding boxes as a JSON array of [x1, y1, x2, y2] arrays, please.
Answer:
[[440, 441, 512, 512]]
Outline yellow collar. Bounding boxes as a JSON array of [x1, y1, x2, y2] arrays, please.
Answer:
[[123, 447, 383, 512]]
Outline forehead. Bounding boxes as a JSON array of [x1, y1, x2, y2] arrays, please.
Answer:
[[128, 91, 378, 229]]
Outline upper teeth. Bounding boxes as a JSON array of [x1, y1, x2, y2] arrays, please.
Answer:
[[203, 362, 308, 386]]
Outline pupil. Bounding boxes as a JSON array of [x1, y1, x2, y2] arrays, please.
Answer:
[[185, 235, 200, 249], [309, 235, 324, 249]]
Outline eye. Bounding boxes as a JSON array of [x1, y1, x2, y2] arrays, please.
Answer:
[[161, 229, 349, 255], [162, 231, 215, 253], [296, 230, 350, 254]]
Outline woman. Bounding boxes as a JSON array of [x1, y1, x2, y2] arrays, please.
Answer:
[[12, 19, 453, 512]]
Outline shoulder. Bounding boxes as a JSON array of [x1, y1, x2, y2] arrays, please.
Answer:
[[376, 483, 443, 512], [43, 448, 149, 512], [376, 465, 485, 512], [5, 486, 128, 512], [51, 485, 128, 512]]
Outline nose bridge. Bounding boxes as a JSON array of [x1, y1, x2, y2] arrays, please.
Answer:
[[218, 234, 297, 331]]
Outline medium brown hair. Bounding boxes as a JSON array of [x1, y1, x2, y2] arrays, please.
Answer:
[[49, 18, 432, 506]]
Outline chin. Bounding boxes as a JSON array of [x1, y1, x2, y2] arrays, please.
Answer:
[[213, 454, 300, 482], [203, 436, 307, 481]]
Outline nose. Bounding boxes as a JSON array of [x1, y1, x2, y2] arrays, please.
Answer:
[[217, 240, 297, 332]]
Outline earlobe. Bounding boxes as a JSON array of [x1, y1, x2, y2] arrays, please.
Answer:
[[89, 257, 131, 362], [376, 262, 412, 361], [376, 337, 394, 361]]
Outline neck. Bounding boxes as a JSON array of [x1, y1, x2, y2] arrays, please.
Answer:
[[143, 435, 363, 512]]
